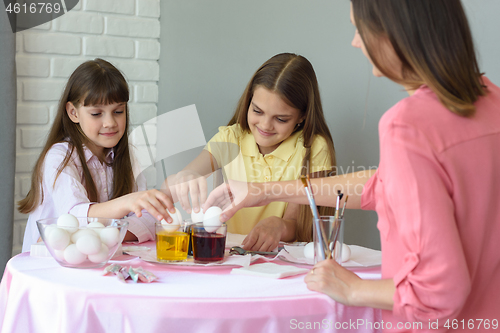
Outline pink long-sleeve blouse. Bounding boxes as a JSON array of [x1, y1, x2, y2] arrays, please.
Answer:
[[22, 142, 155, 252], [362, 77, 500, 332]]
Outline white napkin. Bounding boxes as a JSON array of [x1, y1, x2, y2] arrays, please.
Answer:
[[225, 232, 247, 248], [30, 242, 51, 257], [279, 244, 382, 267], [279, 247, 314, 265], [345, 245, 382, 267], [231, 262, 309, 279]]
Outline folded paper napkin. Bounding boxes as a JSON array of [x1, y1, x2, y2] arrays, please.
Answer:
[[344, 245, 382, 267], [231, 262, 309, 279], [225, 232, 247, 248], [30, 242, 51, 257], [280, 244, 382, 267], [281, 245, 315, 265]]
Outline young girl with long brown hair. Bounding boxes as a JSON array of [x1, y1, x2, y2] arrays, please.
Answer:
[[19, 59, 172, 252], [165, 53, 336, 251]]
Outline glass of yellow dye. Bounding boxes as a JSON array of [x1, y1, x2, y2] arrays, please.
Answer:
[[155, 221, 189, 262]]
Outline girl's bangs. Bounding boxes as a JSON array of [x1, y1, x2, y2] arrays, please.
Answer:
[[82, 75, 129, 106]]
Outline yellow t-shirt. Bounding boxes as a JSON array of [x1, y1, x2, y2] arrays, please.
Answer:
[[205, 124, 332, 235]]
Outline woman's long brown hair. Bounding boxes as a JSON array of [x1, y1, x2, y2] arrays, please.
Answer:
[[352, 0, 486, 117], [228, 53, 336, 241], [18, 59, 135, 214]]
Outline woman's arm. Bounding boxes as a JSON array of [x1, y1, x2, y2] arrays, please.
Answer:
[[304, 259, 395, 310], [204, 169, 376, 222], [275, 170, 376, 208]]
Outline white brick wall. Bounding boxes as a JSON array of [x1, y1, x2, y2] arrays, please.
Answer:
[[14, 0, 160, 256]]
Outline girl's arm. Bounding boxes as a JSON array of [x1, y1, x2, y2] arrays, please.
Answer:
[[90, 152, 175, 224], [122, 148, 220, 243], [162, 149, 218, 214], [121, 172, 156, 242], [88, 189, 175, 221]]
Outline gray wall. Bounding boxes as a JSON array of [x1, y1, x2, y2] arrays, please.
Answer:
[[0, 8, 16, 273], [158, 0, 500, 250]]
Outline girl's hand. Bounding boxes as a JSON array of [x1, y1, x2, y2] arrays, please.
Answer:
[[169, 170, 207, 214], [304, 258, 362, 306], [242, 217, 285, 252], [125, 189, 175, 222]]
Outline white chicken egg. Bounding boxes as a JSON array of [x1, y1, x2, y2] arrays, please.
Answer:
[[169, 208, 183, 225], [303, 242, 315, 259], [161, 208, 182, 232], [203, 206, 222, 233], [76, 234, 102, 255], [57, 214, 79, 234], [87, 221, 105, 235], [87, 221, 105, 228], [332, 241, 351, 262], [47, 227, 70, 250], [53, 249, 66, 261], [100, 227, 120, 248], [191, 209, 204, 223], [71, 228, 99, 244], [63, 244, 87, 264], [44, 224, 58, 239], [160, 219, 180, 232], [88, 244, 110, 263]]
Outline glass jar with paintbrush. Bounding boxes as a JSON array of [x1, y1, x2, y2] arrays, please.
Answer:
[[300, 175, 347, 263]]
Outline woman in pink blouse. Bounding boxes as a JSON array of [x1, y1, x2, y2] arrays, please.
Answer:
[[205, 0, 500, 331]]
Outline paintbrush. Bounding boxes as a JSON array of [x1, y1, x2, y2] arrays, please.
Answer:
[[301, 176, 330, 260], [334, 190, 343, 219], [306, 175, 332, 258], [327, 191, 343, 259], [340, 195, 349, 219]]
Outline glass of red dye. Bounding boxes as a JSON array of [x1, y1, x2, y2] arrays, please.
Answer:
[[191, 223, 227, 263]]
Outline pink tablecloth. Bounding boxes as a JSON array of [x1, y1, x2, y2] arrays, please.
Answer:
[[0, 249, 382, 333]]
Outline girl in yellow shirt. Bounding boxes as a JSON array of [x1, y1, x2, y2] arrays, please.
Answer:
[[165, 53, 336, 251]]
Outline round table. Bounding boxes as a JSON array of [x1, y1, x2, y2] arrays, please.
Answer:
[[0, 246, 382, 333]]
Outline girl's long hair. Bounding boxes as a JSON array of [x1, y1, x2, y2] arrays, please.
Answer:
[[228, 53, 336, 241], [351, 0, 486, 116], [18, 58, 135, 214]]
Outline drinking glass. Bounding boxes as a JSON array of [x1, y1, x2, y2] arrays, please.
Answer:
[[313, 216, 344, 264], [191, 223, 227, 264], [155, 221, 190, 262]]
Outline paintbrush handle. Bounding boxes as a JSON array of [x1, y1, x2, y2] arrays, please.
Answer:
[[326, 218, 343, 260], [302, 176, 331, 259], [304, 188, 330, 260], [340, 195, 349, 219]]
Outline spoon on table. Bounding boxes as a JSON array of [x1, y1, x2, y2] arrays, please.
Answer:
[[229, 246, 278, 256]]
